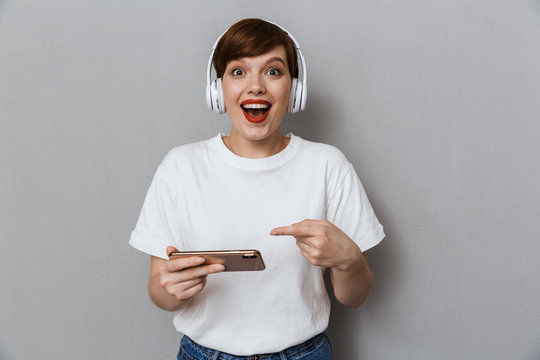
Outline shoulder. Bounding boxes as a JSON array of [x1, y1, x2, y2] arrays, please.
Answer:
[[296, 136, 351, 169], [165, 138, 211, 159], [294, 136, 355, 192], [157, 136, 215, 174]]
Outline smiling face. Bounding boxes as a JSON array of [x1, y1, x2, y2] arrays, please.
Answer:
[[221, 45, 292, 143]]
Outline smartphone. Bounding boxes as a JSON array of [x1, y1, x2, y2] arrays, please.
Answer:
[[168, 249, 266, 272]]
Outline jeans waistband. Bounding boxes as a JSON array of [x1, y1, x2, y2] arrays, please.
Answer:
[[180, 332, 329, 359]]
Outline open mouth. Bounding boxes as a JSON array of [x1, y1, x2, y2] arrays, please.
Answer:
[[241, 100, 272, 123]]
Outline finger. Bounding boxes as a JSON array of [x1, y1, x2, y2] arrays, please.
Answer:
[[161, 264, 222, 290], [297, 247, 322, 266], [167, 256, 206, 272], [298, 248, 314, 263], [176, 264, 225, 281], [270, 224, 322, 237], [166, 246, 179, 257], [270, 225, 297, 236], [297, 247, 330, 267], [295, 238, 313, 249], [295, 219, 329, 226], [180, 279, 207, 299], [165, 276, 205, 292], [167, 278, 207, 301], [176, 277, 207, 291]]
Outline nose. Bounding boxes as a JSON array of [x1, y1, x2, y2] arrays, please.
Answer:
[[246, 75, 266, 95]]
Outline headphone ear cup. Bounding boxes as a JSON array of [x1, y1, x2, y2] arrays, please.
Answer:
[[210, 80, 219, 113], [288, 78, 299, 114], [216, 78, 226, 114], [209, 78, 226, 114], [294, 80, 304, 113], [206, 82, 213, 111]]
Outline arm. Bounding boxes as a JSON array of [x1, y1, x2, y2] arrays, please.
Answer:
[[148, 246, 224, 312], [329, 249, 373, 308], [271, 219, 374, 308]]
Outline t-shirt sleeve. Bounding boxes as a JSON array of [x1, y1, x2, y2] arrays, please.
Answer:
[[326, 163, 385, 252], [129, 157, 184, 259]]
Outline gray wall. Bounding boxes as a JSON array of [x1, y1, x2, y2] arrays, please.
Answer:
[[1, 1, 539, 359]]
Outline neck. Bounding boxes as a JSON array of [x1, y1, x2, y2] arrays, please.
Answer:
[[225, 131, 288, 159]]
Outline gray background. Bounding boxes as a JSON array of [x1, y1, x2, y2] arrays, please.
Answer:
[[1, 0, 539, 359]]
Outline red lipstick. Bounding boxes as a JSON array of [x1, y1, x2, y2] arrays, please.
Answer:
[[240, 99, 272, 123]]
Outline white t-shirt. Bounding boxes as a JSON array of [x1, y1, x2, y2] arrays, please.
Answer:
[[129, 133, 384, 355]]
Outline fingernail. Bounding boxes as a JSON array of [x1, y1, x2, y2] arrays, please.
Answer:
[[195, 257, 205, 264], [214, 265, 225, 272]]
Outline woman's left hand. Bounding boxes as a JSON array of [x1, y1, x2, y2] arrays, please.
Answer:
[[270, 219, 363, 271]]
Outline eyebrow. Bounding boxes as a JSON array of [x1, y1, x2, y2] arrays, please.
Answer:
[[265, 57, 287, 66], [231, 57, 287, 66]]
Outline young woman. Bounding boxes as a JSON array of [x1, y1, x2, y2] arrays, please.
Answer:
[[130, 18, 385, 360]]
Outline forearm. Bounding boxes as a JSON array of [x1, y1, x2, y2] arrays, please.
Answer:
[[330, 248, 374, 308], [148, 273, 189, 312]]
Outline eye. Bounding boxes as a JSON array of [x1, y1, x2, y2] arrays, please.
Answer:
[[231, 68, 244, 76], [266, 68, 282, 77]]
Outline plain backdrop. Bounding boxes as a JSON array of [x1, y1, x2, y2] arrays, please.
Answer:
[[1, 1, 540, 359]]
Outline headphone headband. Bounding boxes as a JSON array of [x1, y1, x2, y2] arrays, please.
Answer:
[[206, 19, 307, 114]]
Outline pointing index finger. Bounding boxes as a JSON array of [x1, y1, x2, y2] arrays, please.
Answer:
[[270, 225, 297, 236], [270, 224, 315, 237]]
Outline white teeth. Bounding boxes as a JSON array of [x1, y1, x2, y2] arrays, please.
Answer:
[[242, 103, 269, 109]]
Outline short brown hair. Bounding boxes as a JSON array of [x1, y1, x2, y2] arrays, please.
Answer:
[[213, 18, 299, 79]]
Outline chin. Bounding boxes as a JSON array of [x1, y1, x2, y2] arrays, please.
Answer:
[[229, 112, 283, 138]]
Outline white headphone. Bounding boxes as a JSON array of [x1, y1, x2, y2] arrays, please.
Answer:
[[205, 20, 307, 114]]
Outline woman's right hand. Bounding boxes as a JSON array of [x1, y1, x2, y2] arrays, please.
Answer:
[[148, 246, 224, 311]]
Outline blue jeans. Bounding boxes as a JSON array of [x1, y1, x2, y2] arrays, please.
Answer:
[[177, 333, 333, 360]]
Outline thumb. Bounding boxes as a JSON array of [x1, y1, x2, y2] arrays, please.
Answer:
[[166, 246, 179, 258]]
